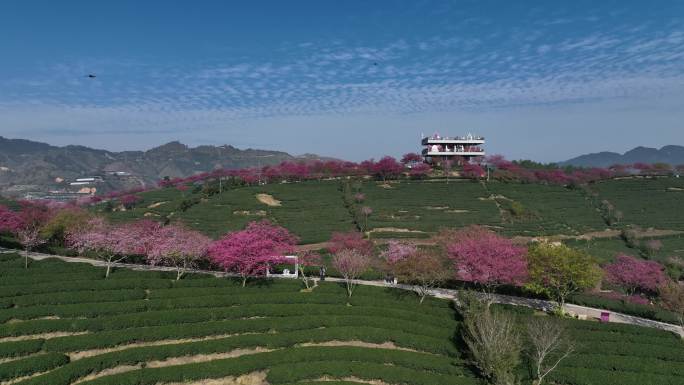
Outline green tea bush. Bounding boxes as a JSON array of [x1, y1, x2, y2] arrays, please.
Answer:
[[0, 352, 69, 381], [0, 339, 44, 359]]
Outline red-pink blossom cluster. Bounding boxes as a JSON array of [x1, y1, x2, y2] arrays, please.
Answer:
[[381, 240, 417, 265], [604, 254, 668, 295], [446, 225, 528, 288], [327, 231, 374, 257], [401, 152, 423, 165], [66, 217, 210, 278], [208, 220, 299, 285]]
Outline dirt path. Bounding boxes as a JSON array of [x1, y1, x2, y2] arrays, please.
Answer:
[[5, 248, 682, 338]]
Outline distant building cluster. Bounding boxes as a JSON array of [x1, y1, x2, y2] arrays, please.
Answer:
[[23, 170, 136, 201]]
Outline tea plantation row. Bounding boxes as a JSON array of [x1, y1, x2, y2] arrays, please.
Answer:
[[1, 254, 683, 385]]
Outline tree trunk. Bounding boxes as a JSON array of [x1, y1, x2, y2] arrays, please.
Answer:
[[176, 260, 187, 281], [105, 262, 111, 278], [24, 248, 29, 269], [346, 279, 354, 298], [242, 275, 247, 287]]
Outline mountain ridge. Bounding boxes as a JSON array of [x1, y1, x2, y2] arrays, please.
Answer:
[[560, 145, 684, 168], [0, 136, 330, 195]]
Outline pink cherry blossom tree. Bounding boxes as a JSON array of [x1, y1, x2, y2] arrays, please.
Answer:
[[408, 162, 431, 179], [332, 249, 370, 298], [0, 205, 23, 234], [462, 163, 485, 179], [381, 240, 417, 265], [66, 217, 129, 278], [327, 231, 374, 257], [123, 220, 163, 256], [147, 224, 211, 280], [15, 203, 52, 268], [354, 193, 365, 203], [209, 220, 299, 287], [446, 225, 528, 305], [120, 194, 141, 210], [17, 227, 46, 269], [604, 254, 668, 295], [401, 152, 423, 165], [373, 156, 404, 181]]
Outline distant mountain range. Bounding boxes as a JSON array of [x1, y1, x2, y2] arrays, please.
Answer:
[[560, 145, 684, 168], [0, 136, 331, 196]]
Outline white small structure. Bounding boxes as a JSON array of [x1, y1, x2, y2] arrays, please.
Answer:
[[421, 132, 485, 164], [265, 255, 299, 279]]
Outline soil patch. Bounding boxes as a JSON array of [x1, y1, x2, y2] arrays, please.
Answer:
[[233, 210, 267, 216], [72, 365, 142, 384], [0, 370, 54, 385], [6, 316, 60, 324], [314, 376, 394, 385], [146, 348, 271, 368], [160, 372, 268, 385], [70, 333, 249, 360], [256, 194, 281, 206], [370, 227, 425, 234], [0, 331, 89, 343], [71, 350, 270, 384], [298, 340, 419, 353]]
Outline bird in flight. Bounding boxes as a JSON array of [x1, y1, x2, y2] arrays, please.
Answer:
[[87, 74, 96, 78]]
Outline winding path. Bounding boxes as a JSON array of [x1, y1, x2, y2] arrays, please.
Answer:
[[5, 248, 683, 338]]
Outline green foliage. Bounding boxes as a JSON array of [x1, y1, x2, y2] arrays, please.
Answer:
[[526, 243, 602, 308], [486, 182, 605, 236], [0, 353, 68, 381], [0, 340, 44, 359], [592, 177, 684, 230]]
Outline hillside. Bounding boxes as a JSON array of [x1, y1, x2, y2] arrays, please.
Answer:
[[561, 145, 684, 168], [0, 253, 682, 385], [0, 137, 328, 195], [101, 177, 684, 245]]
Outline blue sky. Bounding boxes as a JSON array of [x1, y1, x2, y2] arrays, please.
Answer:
[[0, 1, 683, 162]]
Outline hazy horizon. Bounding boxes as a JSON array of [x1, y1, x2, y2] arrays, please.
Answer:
[[1, 1, 683, 162]]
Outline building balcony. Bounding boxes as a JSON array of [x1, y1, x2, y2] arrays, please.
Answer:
[[422, 149, 485, 157], [421, 137, 485, 146]]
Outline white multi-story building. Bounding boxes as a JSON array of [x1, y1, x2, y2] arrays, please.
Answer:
[[421, 133, 485, 164]]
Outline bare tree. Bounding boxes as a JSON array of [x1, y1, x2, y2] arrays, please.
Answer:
[[659, 281, 684, 332], [461, 298, 522, 385], [526, 317, 575, 385], [394, 250, 449, 304], [332, 249, 370, 298]]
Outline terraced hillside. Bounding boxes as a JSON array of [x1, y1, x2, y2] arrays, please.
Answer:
[[106, 181, 356, 242], [102, 177, 684, 243], [591, 177, 684, 231], [1, 253, 684, 385]]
